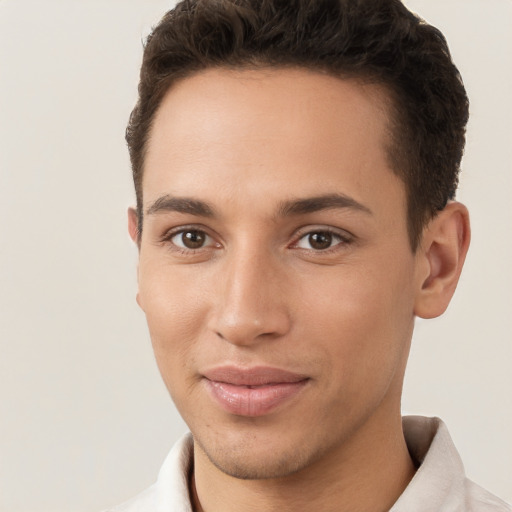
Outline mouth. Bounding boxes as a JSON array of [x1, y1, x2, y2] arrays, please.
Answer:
[[202, 366, 309, 417]]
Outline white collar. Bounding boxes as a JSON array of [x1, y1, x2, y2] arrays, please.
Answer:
[[109, 416, 510, 511]]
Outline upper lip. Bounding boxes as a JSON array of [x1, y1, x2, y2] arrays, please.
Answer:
[[202, 365, 309, 386]]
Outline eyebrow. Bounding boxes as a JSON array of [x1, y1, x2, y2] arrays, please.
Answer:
[[146, 195, 215, 217], [277, 193, 373, 217], [145, 192, 372, 219]]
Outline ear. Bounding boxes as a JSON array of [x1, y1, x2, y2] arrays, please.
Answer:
[[127, 207, 143, 308], [128, 207, 140, 247], [414, 201, 471, 319]]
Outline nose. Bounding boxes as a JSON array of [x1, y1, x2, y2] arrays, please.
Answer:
[[207, 249, 291, 346]]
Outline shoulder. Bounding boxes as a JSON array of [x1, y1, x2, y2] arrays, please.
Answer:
[[100, 433, 194, 512], [464, 480, 512, 512], [396, 416, 511, 512]]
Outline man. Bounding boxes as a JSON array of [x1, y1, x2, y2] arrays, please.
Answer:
[[109, 0, 511, 510]]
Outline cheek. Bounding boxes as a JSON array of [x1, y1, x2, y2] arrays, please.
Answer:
[[137, 260, 207, 382], [298, 258, 415, 382], [139, 256, 204, 327]]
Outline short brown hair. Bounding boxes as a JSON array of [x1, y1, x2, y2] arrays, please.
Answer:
[[126, 0, 469, 249]]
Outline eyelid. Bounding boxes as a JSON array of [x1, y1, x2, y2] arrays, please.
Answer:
[[157, 223, 354, 253], [159, 224, 221, 249], [290, 225, 354, 250]]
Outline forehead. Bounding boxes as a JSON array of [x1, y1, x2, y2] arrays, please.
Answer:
[[143, 67, 403, 216]]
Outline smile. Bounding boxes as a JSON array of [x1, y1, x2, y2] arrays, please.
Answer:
[[202, 366, 309, 417]]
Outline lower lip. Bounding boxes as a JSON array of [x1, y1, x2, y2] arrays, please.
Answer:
[[204, 379, 308, 417]]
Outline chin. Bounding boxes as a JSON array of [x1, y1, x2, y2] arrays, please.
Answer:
[[192, 422, 327, 481], [201, 441, 313, 480]]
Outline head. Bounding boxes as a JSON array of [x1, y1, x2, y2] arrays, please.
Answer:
[[127, 0, 469, 250], [126, 0, 470, 483]]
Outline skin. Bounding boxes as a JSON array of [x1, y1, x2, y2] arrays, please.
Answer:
[[129, 68, 470, 512]]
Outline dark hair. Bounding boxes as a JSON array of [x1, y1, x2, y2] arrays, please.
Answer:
[[126, 0, 469, 249]]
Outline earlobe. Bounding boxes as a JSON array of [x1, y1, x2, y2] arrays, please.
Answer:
[[135, 291, 143, 310], [128, 207, 140, 246], [414, 201, 471, 319]]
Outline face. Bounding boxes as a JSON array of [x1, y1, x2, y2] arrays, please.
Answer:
[[134, 68, 425, 479]]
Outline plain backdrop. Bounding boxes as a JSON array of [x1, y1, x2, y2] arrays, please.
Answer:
[[0, 1, 511, 510]]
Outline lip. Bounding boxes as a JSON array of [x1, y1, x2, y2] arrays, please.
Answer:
[[202, 366, 309, 417]]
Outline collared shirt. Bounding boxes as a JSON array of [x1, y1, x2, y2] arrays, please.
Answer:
[[105, 416, 511, 512]]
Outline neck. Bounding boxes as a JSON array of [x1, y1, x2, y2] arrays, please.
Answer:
[[191, 412, 416, 512]]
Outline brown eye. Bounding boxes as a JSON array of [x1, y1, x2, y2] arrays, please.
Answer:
[[308, 232, 333, 250], [296, 230, 347, 251], [172, 230, 209, 249]]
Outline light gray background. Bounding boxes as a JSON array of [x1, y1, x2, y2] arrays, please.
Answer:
[[0, 1, 510, 510]]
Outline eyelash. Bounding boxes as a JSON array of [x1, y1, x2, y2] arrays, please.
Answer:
[[291, 227, 353, 253], [159, 225, 219, 254], [159, 225, 354, 255]]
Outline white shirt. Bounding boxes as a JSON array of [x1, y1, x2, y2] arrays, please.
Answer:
[[105, 416, 511, 512]]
